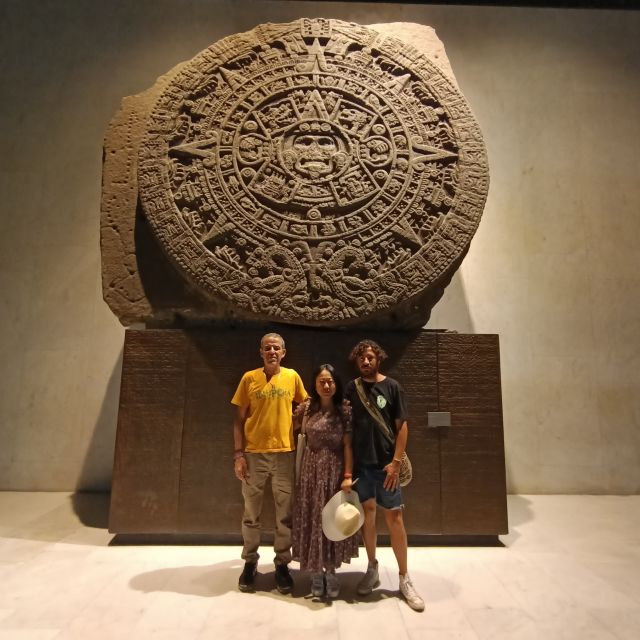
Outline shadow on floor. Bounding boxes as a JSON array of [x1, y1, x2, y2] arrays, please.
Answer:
[[70, 491, 111, 529], [129, 560, 455, 608], [500, 494, 535, 546]]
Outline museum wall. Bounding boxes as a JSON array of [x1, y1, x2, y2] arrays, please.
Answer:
[[0, 0, 638, 493]]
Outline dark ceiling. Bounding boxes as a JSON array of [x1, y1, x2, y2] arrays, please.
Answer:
[[296, 1, 640, 9]]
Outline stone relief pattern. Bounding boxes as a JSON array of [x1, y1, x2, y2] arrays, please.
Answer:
[[138, 19, 488, 325], [101, 64, 188, 324]]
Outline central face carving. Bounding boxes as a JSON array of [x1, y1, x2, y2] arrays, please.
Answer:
[[282, 122, 349, 181], [292, 133, 337, 177]]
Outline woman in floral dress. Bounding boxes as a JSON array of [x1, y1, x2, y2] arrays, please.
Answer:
[[292, 363, 360, 598]]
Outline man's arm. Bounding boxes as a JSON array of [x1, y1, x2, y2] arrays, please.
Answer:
[[294, 371, 308, 404], [383, 418, 408, 491], [292, 400, 306, 434], [233, 404, 250, 481], [292, 373, 309, 433], [341, 432, 354, 492]]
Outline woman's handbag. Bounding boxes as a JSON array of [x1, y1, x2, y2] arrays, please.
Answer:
[[354, 378, 413, 486], [295, 401, 310, 478]]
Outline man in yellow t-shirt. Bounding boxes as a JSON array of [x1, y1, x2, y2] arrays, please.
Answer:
[[231, 332, 307, 594]]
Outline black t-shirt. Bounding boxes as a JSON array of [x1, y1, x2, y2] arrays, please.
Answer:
[[344, 376, 408, 468]]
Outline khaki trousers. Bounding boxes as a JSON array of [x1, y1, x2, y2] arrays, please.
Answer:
[[241, 451, 294, 565]]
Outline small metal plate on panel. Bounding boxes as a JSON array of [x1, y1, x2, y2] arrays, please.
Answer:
[[427, 411, 451, 428]]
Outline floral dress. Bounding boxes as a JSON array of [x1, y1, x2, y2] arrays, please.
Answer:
[[292, 399, 360, 572]]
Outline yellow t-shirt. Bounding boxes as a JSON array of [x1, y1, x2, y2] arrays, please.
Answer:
[[231, 366, 307, 452]]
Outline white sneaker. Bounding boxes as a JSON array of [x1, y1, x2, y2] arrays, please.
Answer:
[[311, 572, 325, 597], [326, 571, 340, 598], [357, 560, 380, 595], [399, 573, 425, 612]]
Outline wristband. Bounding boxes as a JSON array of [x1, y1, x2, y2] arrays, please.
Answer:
[[343, 472, 352, 479]]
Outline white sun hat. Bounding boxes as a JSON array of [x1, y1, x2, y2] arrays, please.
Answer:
[[322, 489, 365, 542]]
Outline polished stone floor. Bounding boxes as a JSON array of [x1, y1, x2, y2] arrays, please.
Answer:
[[0, 493, 639, 639]]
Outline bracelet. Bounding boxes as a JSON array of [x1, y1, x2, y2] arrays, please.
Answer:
[[343, 472, 352, 479], [233, 450, 245, 460], [393, 457, 402, 464]]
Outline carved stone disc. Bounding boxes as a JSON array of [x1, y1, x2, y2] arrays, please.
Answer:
[[138, 18, 489, 326]]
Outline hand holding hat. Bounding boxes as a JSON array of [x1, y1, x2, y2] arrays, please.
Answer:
[[322, 485, 364, 542]]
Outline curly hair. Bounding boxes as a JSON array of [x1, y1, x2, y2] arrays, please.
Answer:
[[348, 339, 388, 364]]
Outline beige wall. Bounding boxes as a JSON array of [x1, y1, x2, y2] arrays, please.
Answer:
[[0, 1, 638, 492]]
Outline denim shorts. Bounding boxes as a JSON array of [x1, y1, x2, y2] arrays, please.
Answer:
[[354, 464, 404, 510]]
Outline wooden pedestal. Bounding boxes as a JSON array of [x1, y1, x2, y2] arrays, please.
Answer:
[[109, 328, 508, 542]]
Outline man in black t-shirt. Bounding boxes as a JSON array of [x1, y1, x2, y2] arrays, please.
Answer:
[[344, 339, 425, 612]]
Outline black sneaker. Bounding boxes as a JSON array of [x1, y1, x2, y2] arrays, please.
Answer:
[[238, 562, 257, 592], [274, 564, 294, 594]]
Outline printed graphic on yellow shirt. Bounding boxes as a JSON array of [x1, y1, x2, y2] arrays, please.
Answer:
[[255, 387, 292, 400]]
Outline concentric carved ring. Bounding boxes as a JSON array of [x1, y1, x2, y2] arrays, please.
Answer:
[[138, 18, 489, 325]]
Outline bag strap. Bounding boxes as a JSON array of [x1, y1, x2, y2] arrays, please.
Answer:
[[354, 378, 395, 445]]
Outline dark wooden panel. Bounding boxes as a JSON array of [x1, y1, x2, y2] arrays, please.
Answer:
[[109, 331, 189, 532], [110, 329, 507, 538], [286, 330, 442, 534], [437, 333, 508, 534], [381, 333, 441, 534], [178, 331, 269, 533], [175, 329, 442, 535]]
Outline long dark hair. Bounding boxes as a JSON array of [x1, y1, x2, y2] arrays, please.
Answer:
[[308, 363, 344, 414]]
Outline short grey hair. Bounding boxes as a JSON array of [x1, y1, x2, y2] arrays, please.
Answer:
[[260, 332, 285, 349]]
